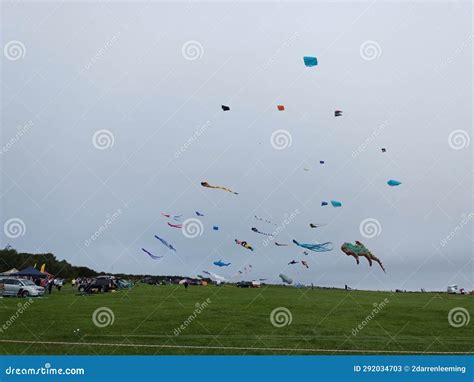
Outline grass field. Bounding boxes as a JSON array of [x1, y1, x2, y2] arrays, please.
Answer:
[[0, 284, 472, 355]]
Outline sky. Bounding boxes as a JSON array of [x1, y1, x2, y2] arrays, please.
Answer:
[[1, 1, 472, 291]]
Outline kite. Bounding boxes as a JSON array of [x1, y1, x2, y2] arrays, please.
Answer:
[[309, 223, 326, 229], [304, 168, 310, 171], [251, 227, 272, 236], [167, 222, 182, 229], [321, 201, 342, 207], [235, 239, 254, 251], [341, 241, 386, 273], [319, 160, 325, 164], [301, 260, 309, 269], [221, 105, 230, 111], [277, 105, 285, 111], [254, 215, 276, 225], [213, 260, 231, 267], [335, 110, 343, 117], [293, 239, 334, 252], [201, 181, 238, 195], [381, 148, 386, 153], [288, 260, 299, 265], [195, 211, 204, 217], [202, 270, 226, 284], [141, 248, 163, 260], [213, 226, 219, 231], [162, 213, 182, 221], [303, 251, 309, 256], [303, 56, 318, 67], [154, 235, 176, 252], [387, 179, 401, 187], [275, 242, 288, 246], [279, 274, 293, 284]]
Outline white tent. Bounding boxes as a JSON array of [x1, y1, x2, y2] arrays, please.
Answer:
[[1, 268, 19, 276]]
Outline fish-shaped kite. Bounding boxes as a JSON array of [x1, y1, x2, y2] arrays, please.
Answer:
[[309, 223, 326, 229], [275, 242, 288, 246], [195, 211, 204, 217], [288, 260, 298, 265], [201, 181, 238, 195], [154, 235, 176, 252], [279, 273, 293, 284], [301, 260, 309, 269], [387, 179, 401, 187], [167, 222, 182, 229], [141, 248, 163, 260], [335, 110, 343, 117], [293, 239, 333, 252], [213, 260, 231, 267]]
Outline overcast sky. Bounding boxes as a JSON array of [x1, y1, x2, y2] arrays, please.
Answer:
[[1, 1, 472, 291]]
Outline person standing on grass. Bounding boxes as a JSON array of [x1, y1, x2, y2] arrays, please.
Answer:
[[48, 279, 53, 295]]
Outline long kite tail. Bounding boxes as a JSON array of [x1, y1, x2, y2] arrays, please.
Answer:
[[373, 256, 386, 273]]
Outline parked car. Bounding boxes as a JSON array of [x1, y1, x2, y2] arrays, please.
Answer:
[[1, 278, 45, 297], [79, 277, 115, 294]]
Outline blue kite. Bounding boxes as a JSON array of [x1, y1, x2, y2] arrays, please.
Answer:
[[331, 200, 342, 207], [154, 235, 176, 252], [195, 211, 205, 216], [141, 248, 163, 260], [303, 56, 318, 67], [387, 179, 402, 187], [293, 239, 334, 252], [213, 260, 231, 267]]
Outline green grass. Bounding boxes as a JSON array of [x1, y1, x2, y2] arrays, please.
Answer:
[[0, 284, 472, 355]]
